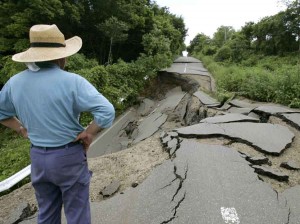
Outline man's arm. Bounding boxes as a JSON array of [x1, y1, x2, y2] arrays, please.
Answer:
[[0, 117, 28, 138]]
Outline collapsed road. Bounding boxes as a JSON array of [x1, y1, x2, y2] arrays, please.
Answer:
[[1, 57, 300, 224]]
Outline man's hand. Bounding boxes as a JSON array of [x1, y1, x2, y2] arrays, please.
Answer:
[[75, 121, 102, 152], [18, 126, 28, 138], [0, 117, 28, 139], [75, 130, 95, 152]]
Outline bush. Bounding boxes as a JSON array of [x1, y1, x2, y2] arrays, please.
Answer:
[[214, 46, 232, 62], [202, 45, 217, 56], [197, 53, 300, 107], [0, 128, 30, 182]]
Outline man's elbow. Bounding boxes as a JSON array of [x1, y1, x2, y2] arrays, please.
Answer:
[[98, 103, 115, 129]]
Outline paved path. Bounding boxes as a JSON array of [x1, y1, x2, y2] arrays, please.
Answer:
[[163, 56, 216, 91]]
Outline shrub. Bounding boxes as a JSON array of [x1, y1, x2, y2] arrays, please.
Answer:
[[214, 46, 232, 62]]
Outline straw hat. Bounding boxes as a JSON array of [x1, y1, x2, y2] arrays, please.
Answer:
[[12, 24, 82, 62]]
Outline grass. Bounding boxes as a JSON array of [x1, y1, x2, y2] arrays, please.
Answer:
[[197, 53, 300, 108], [0, 127, 30, 182]]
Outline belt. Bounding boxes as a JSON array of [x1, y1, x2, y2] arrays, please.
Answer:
[[31, 141, 81, 150]]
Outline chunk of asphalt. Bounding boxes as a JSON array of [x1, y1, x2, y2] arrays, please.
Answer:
[[176, 122, 294, 156], [247, 112, 261, 120], [280, 113, 300, 130], [167, 131, 179, 138], [100, 180, 121, 198], [167, 138, 178, 151], [155, 87, 186, 114], [6, 202, 34, 224], [133, 112, 168, 144], [200, 113, 259, 124], [193, 91, 220, 107], [219, 103, 231, 111], [229, 99, 257, 109], [252, 165, 289, 182], [246, 156, 269, 165], [254, 105, 298, 115], [280, 160, 300, 170], [227, 107, 253, 115], [160, 131, 167, 139], [162, 135, 172, 146]]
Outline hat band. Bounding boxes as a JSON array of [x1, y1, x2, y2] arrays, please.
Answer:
[[30, 42, 66, 48]]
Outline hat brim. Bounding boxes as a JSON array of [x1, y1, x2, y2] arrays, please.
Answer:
[[12, 36, 82, 62]]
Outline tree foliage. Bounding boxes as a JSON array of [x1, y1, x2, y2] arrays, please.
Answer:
[[0, 0, 186, 81], [188, 0, 299, 58], [187, 0, 299, 109]]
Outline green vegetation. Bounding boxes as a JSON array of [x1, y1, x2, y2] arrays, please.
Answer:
[[188, 0, 300, 107], [0, 0, 186, 183], [0, 127, 30, 181]]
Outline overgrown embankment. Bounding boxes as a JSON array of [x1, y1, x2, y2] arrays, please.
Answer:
[[197, 53, 300, 108]]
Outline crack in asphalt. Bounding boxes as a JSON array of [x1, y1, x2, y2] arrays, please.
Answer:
[[171, 164, 188, 202], [159, 177, 177, 190], [285, 208, 291, 224], [273, 188, 279, 202], [160, 192, 186, 224], [160, 164, 188, 224], [169, 141, 181, 159]]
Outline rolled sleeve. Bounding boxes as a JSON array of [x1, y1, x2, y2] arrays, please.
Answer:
[[76, 77, 115, 128], [0, 81, 16, 121]]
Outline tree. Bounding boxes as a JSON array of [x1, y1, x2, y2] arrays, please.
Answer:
[[213, 26, 235, 47], [97, 16, 129, 64], [252, 11, 298, 55], [187, 33, 211, 54], [225, 33, 251, 62]]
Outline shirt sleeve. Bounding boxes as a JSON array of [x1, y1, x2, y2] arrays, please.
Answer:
[[0, 81, 16, 121], [76, 77, 115, 128]]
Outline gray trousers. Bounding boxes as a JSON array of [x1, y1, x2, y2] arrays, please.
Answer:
[[30, 143, 92, 224]]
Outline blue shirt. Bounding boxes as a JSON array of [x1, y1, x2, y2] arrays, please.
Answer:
[[0, 64, 115, 147]]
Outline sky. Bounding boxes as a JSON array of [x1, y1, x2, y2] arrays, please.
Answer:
[[154, 0, 287, 45]]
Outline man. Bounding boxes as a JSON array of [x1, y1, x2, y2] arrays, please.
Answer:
[[0, 24, 115, 224]]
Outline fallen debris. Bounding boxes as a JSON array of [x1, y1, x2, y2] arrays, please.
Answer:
[[176, 122, 294, 156], [252, 165, 289, 182], [133, 112, 168, 144], [280, 113, 300, 131], [193, 91, 220, 107], [227, 107, 253, 115], [246, 156, 270, 166], [7, 202, 36, 224], [280, 161, 300, 170], [229, 99, 257, 109], [254, 105, 298, 115], [200, 113, 259, 124], [100, 180, 121, 198]]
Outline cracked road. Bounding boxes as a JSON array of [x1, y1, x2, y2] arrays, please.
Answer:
[[18, 57, 300, 224], [84, 139, 296, 224]]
